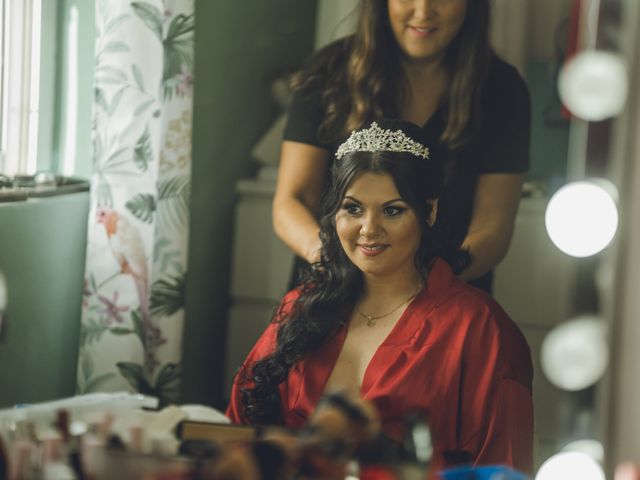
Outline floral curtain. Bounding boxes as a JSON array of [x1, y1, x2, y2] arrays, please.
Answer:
[[77, 0, 194, 406]]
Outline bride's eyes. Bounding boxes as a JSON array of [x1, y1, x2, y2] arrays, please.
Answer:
[[340, 202, 407, 217], [383, 205, 406, 217], [341, 202, 363, 215]]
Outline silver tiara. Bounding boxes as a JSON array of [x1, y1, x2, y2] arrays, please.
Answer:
[[335, 121, 430, 160]]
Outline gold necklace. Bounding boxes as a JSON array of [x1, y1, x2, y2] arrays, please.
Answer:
[[357, 286, 422, 327]]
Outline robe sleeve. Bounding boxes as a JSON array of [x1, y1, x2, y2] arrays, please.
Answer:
[[457, 302, 534, 473], [225, 289, 301, 424], [472, 378, 534, 472], [225, 321, 279, 424]]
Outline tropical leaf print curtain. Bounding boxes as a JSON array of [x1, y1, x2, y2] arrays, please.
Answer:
[[77, 0, 194, 406]]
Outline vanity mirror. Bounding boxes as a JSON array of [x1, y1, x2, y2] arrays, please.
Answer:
[[0, 0, 637, 475], [194, 0, 631, 471]]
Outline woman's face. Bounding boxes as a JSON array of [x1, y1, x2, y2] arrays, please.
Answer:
[[335, 172, 422, 280], [387, 0, 467, 64]]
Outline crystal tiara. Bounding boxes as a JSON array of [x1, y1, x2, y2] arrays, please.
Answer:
[[335, 121, 430, 160]]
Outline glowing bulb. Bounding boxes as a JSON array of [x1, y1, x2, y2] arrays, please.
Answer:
[[536, 452, 605, 480], [545, 181, 618, 257], [558, 50, 628, 121], [541, 315, 608, 391]]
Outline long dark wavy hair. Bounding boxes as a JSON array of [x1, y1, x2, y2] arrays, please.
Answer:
[[240, 119, 470, 425], [291, 0, 491, 150]]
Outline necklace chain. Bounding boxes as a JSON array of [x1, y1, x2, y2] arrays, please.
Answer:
[[357, 286, 422, 327]]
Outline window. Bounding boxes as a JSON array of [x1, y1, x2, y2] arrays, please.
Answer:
[[0, 0, 42, 176]]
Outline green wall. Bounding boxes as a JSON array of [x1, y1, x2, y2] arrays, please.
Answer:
[[182, 1, 317, 408]]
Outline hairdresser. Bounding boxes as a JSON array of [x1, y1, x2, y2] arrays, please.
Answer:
[[273, 0, 530, 293]]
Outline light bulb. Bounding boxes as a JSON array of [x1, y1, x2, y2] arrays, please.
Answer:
[[545, 180, 618, 257], [536, 452, 605, 480], [558, 50, 628, 121], [541, 315, 608, 391]]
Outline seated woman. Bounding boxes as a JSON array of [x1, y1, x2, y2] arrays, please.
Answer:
[[226, 118, 533, 473]]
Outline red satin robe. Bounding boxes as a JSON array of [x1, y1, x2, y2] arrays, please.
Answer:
[[226, 258, 534, 473]]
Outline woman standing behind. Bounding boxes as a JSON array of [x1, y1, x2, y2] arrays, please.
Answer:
[[273, 0, 531, 292]]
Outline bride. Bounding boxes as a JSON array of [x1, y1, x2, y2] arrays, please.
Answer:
[[226, 118, 533, 474]]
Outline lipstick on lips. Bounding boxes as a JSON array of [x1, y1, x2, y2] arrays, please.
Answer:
[[358, 243, 389, 257]]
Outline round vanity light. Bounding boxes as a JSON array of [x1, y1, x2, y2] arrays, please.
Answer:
[[541, 315, 608, 392], [558, 50, 628, 121], [536, 452, 605, 480], [545, 180, 618, 257]]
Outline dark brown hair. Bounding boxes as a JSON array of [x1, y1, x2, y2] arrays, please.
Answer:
[[291, 0, 491, 150]]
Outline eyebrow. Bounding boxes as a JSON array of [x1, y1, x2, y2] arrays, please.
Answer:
[[343, 195, 406, 206]]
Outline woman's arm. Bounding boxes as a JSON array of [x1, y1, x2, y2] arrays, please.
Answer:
[[272, 141, 331, 264], [458, 173, 524, 281]]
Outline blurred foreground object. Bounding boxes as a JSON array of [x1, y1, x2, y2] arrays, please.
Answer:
[[0, 391, 434, 479], [440, 465, 528, 479], [615, 462, 640, 480]]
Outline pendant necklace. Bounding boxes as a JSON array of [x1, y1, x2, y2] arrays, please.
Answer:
[[357, 286, 422, 327]]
